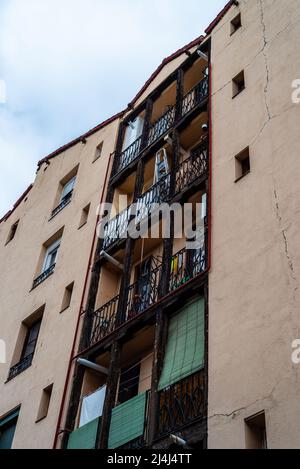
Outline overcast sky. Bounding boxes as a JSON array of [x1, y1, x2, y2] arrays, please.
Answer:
[[0, 0, 226, 217]]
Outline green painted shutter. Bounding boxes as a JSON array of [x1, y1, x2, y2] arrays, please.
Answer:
[[108, 392, 146, 449], [158, 298, 205, 391], [67, 417, 100, 449]]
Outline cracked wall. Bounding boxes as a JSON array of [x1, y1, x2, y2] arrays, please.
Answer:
[[208, 0, 300, 449]]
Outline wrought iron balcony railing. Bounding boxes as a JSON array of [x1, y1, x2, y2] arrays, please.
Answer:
[[181, 78, 209, 117], [118, 136, 142, 174], [50, 191, 73, 219], [32, 264, 55, 289], [147, 106, 176, 147], [113, 77, 208, 176], [102, 141, 208, 251], [135, 173, 171, 223], [103, 206, 131, 250], [89, 295, 119, 347], [156, 369, 205, 438], [86, 244, 206, 348], [7, 353, 34, 381], [175, 140, 208, 195]]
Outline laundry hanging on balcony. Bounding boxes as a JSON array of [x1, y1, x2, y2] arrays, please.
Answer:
[[79, 385, 107, 428], [158, 298, 205, 391]]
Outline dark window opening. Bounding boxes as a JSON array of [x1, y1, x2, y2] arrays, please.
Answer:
[[20, 319, 41, 361], [0, 407, 20, 449], [117, 362, 141, 404], [245, 411, 267, 449], [5, 220, 19, 245], [235, 147, 250, 181], [36, 384, 53, 422], [60, 282, 74, 312], [232, 70, 245, 98], [231, 13, 242, 35], [93, 142, 103, 162], [79, 203, 90, 228]]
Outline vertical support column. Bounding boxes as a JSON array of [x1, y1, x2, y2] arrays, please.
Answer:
[[175, 69, 184, 121], [111, 121, 125, 176], [116, 157, 145, 326], [159, 129, 180, 297], [97, 341, 122, 448], [61, 363, 85, 448], [141, 98, 153, 150], [147, 308, 169, 447]]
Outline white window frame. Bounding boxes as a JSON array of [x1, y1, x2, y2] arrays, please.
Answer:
[[61, 176, 76, 202], [42, 238, 61, 273]]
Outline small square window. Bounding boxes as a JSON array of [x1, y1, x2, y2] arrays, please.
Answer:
[[60, 282, 74, 313], [93, 142, 103, 162], [36, 384, 53, 423], [235, 147, 250, 182], [245, 411, 267, 449], [230, 13, 242, 35], [78, 203, 90, 229], [5, 220, 19, 245], [232, 70, 245, 98]]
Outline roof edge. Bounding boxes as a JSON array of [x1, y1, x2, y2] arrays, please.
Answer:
[[205, 0, 237, 34], [0, 184, 33, 225]]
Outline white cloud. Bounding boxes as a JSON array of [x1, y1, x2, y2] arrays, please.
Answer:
[[0, 0, 226, 217]]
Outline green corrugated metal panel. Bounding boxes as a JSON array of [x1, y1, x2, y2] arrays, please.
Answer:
[[67, 417, 100, 449], [108, 392, 146, 449], [158, 298, 205, 391]]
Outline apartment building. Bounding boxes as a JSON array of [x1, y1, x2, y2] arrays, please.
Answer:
[[1, 0, 300, 450], [0, 116, 121, 448]]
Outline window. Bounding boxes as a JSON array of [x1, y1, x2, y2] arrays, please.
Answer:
[[61, 176, 76, 203], [235, 147, 250, 181], [230, 13, 242, 35], [32, 230, 63, 289], [78, 203, 90, 228], [8, 308, 44, 381], [61, 282, 74, 312], [117, 362, 141, 404], [20, 319, 41, 362], [93, 142, 103, 162], [0, 407, 20, 449], [42, 238, 61, 273], [36, 384, 53, 422], [5, 220, 19, 245], [245, 411, 267, 449], [51, 169, 78, 218], [122, 116, 144, 150], [232, 70, 245, 98]]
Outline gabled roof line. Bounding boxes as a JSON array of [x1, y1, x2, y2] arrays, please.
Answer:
[[2, 1, 236, 225], [0, 184, 33, 224], [205, 0, 237, 34]]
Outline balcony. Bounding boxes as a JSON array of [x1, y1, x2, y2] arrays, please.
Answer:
[[50, 190, 73, 219], [113, 76, 208, 176], [86, 244, 206, 349], [103, 141, 208, 250], [156, 369, 205, 438], [7, 353, 34, 381], [32, 264, 55, 289]]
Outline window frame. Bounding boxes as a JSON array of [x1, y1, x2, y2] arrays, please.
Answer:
[[42, 238, 61, 273]]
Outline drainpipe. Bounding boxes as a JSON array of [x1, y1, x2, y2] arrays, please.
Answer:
[[52, 149, 114, 449]]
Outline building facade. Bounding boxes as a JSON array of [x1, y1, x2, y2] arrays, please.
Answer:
[[1, 0, 300, 449]]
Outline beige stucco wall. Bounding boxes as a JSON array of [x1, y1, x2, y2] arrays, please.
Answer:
[[0, 118, 120, 448], [208, 0, 300, 449]]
